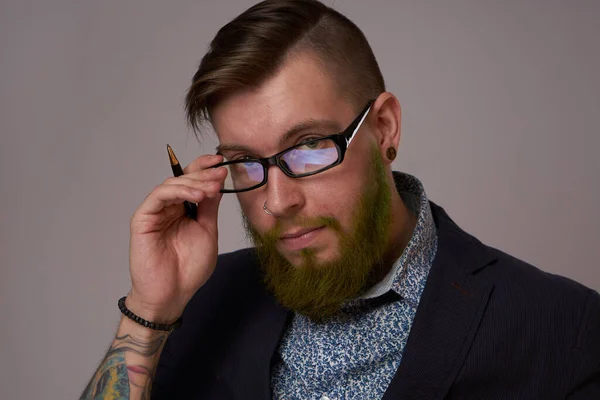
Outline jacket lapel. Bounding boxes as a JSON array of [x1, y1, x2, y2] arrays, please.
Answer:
[[223, 276, 291, 400], [383, 203, 497, 400]]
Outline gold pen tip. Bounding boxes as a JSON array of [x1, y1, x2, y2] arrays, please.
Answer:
[[166, 144, 179, 165]]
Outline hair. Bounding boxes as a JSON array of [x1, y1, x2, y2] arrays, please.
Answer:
[[185, 0, 386, 137]]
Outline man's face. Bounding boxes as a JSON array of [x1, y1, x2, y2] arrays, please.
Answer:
[[211, 52, 393, 319]]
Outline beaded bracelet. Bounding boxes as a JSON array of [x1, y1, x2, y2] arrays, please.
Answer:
[[118, 296, 182, 332]]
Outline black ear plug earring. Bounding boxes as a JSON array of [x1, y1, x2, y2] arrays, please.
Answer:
[[386, 147, 397, 161]]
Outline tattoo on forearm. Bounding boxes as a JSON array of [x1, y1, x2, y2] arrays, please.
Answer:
[[80, 333, 167, 400], [113, 334, 165, 356], [81, 352, 130, 399]]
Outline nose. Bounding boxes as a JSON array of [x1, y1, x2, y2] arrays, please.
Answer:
[[264, 166, 304, 218]]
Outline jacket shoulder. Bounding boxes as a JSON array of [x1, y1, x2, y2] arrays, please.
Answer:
[[430, 200, 594, 302], [483, 244, 595, 304], [429, 202, 600, 396]]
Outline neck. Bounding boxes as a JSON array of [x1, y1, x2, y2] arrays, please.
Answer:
[[369, 175, 418, 285]]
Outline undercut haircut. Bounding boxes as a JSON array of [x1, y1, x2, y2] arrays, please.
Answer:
[[185, 0, 386, 137]]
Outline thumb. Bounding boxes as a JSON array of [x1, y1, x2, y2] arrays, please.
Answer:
[[196, 191, 223, 236]]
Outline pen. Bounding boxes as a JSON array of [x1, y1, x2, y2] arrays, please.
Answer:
[[166, 144, 198, 220]]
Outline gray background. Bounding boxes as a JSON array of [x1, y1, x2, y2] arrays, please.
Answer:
[[1, 0, 598, 398]]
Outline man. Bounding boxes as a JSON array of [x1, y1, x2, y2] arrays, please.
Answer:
[[81, 1, 600, 399]]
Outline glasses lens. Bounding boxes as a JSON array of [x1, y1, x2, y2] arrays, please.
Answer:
[[221, 161, 264, 191], [280, 138, 339, 175]]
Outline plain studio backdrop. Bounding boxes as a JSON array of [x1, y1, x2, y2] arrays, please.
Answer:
[[1, 0, 598, 398]]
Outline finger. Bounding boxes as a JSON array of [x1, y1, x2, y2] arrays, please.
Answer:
[[183, 154, 224, 174], [163, 167, 227, 187], [138, 184, 206, 216], [196, 187, 223, 235], [162, 176, 223, 191], [162, 172, 226, 200]]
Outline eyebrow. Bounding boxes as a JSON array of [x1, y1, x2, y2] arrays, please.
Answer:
[[215, 119, 342, 155]]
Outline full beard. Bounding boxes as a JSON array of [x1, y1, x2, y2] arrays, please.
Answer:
[[243, 147, 392, 322]]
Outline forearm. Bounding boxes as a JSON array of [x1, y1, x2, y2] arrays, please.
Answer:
[[80, 316, 169, 400]]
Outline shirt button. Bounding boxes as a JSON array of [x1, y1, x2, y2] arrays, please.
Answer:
[[320, 396, 330, 400]]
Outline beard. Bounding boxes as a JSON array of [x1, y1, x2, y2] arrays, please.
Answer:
[[243, 147, 393, 322]]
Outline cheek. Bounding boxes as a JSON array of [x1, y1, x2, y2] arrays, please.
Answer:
[[307, 172, 366, 230], [237, 192, 254, 214], [237, 193, 270, 231], [314, 146, 376, 229]]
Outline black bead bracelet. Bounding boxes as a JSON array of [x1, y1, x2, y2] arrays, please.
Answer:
[[118, 296, 182, 332]]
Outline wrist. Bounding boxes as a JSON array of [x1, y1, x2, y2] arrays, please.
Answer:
[[126, 292, 183, 325], [120, 295, 183, 332], [118, 315, 170, 339]]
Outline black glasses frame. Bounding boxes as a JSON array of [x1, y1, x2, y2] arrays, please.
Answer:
[[213, 99, 375, 193]]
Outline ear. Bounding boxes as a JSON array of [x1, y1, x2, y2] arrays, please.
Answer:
[[371, 92, 401, 164]]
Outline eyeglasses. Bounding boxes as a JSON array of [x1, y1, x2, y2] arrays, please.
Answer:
[[212, 100, 374, 193]]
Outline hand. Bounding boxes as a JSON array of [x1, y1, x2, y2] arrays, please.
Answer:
[[127, 154, 227, 323]]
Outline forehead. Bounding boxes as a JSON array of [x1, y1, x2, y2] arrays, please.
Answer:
[[210, 53, 354, 155]]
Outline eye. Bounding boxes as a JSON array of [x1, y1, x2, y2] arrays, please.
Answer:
[[231, 154, 256, 161], [298, 137, 324, 150]]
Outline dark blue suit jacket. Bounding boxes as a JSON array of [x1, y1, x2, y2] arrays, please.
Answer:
[[152, 202, 600, 399]]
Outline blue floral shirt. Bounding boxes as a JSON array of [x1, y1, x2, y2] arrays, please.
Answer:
[[271, 172, 438, 400]]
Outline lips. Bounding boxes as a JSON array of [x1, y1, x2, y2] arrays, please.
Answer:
[[278, 226, 325, 251], [279, 226, 325, 252], [280, 226, 323, 239]]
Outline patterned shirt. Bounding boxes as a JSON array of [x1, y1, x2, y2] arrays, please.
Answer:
[[271, 172, 438, 400]]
